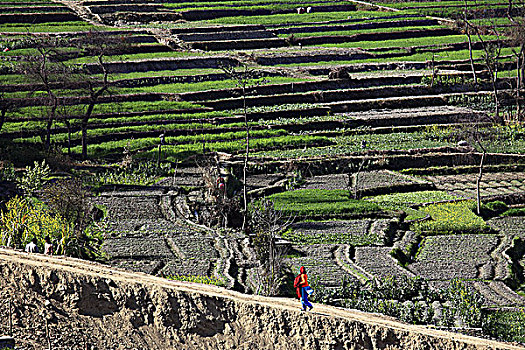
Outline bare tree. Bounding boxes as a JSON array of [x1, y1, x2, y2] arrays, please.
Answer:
[[220, 63, 266, 231], [249, 198, 294, 296], [506, 0, 525, 120], [197, 155, 243, 229], [462, 4, 504, 119], [346, 147, 372, 200], [18, 34, 73, 149], [463, 0, 478, 85], [455, 122, 498, 215], [72, 30, 130, 159]]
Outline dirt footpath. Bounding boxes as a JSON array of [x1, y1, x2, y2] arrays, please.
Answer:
[[0, 248, 522, 350]]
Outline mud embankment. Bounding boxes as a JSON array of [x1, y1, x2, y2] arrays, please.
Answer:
[[0, 249, 522, 350]]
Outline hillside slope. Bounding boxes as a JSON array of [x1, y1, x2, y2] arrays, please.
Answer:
[[0, 248, 523, 350]]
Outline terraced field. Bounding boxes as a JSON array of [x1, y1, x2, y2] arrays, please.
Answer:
[[1, 0, 525, 341]]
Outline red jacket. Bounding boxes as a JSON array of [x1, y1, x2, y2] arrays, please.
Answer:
[[295, 266, 308, 299]]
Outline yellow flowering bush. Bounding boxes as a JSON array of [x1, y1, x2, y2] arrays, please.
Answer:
[[412, 201, 490, 234], [0, 196, 73, 254]]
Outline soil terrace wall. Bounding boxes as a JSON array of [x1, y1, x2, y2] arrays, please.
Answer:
[[0, 249, 522, 350], [0, 12, 79, 24]]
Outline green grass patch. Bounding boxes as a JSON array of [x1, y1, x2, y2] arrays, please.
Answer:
[[253, 129, 455, 158], [320, 34, 496, 49], [281, 220, 383, 245], [268, 189, 381, 216], [366, 191, 460, 220], [63, 128, 288, 156], [165, 1, 350, 11], [70, 50, 209, 64], [412, 200, 490, 234], [194, 11, 393, 25], [0, 21, 106, 33], [110, 68, 229, 80], [502, 207, 525, 217], [278, 47, 517, 65], [167, 274, 224, 286], [281, 24, 446, 38], [118, 76, 311, 94]]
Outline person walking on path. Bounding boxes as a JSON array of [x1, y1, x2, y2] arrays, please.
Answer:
[[294, 266, 313, 311], [44, 236, 53, 255], [25, 237, 39, 253]]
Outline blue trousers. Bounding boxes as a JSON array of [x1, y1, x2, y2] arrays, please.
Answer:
[[301, 287, 313, 310]]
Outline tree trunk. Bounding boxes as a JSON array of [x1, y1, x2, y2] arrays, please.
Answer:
[[64, 119, 72, 155], [492, 70, 500, 120], [82, 102, 95, 160], [464, 0, 478, 85], [466, 31, 478, 85], [45, 118, 53, 149], [518, 46, 525, 120], [476, 151, 486, 215], [0, 108, 5, 134], [242, 85, 249, 232]]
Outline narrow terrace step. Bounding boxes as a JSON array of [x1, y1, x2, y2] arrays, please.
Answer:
[[189, 38, 289, 51], [198, 85, 492, 111], [294, 28, 458, 47], [272, 18, 439, 35], [302, 62, 429, 75], [486, 281, 525, 306], [177, 30, 276, 42], [179, 4, 357, 21], [334, 245, 374, 283], [24, 125, 257, 147], [255, 49, 373, 65], [0, 6, 69, 13], [325, 92, 492, 113], [7, 92, 182, 108], [0, 12, 80, 23], [169, 24, 265, 34], [5, 107, 212, 123], [336, 106, 489, 126], [253, 151, 525, 173], [177, 77, 425, 103], [0, 29, 152, 39], [86, 4, 165, 14], [367, 39, 507, 55], [98, 11, 183, 24], [281, 107, 489, 132], [112, 71, 284, 88], [83, 56, 240, 74], [264, 14, 423, 29]]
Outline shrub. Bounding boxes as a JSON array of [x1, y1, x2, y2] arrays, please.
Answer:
[[480, 201, 509, 218], [41, 178, 93, 231], [16, 160, 50, 195], [84, 161, 172, 187], [0, 196, 105, 260], [446, 279, 484, 328], [0, 196, 72, 253], [312, 275, 484, 328], [502, 207, 525, 217], [483, 309, 525, 343], [0, 161, 16, 182]]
